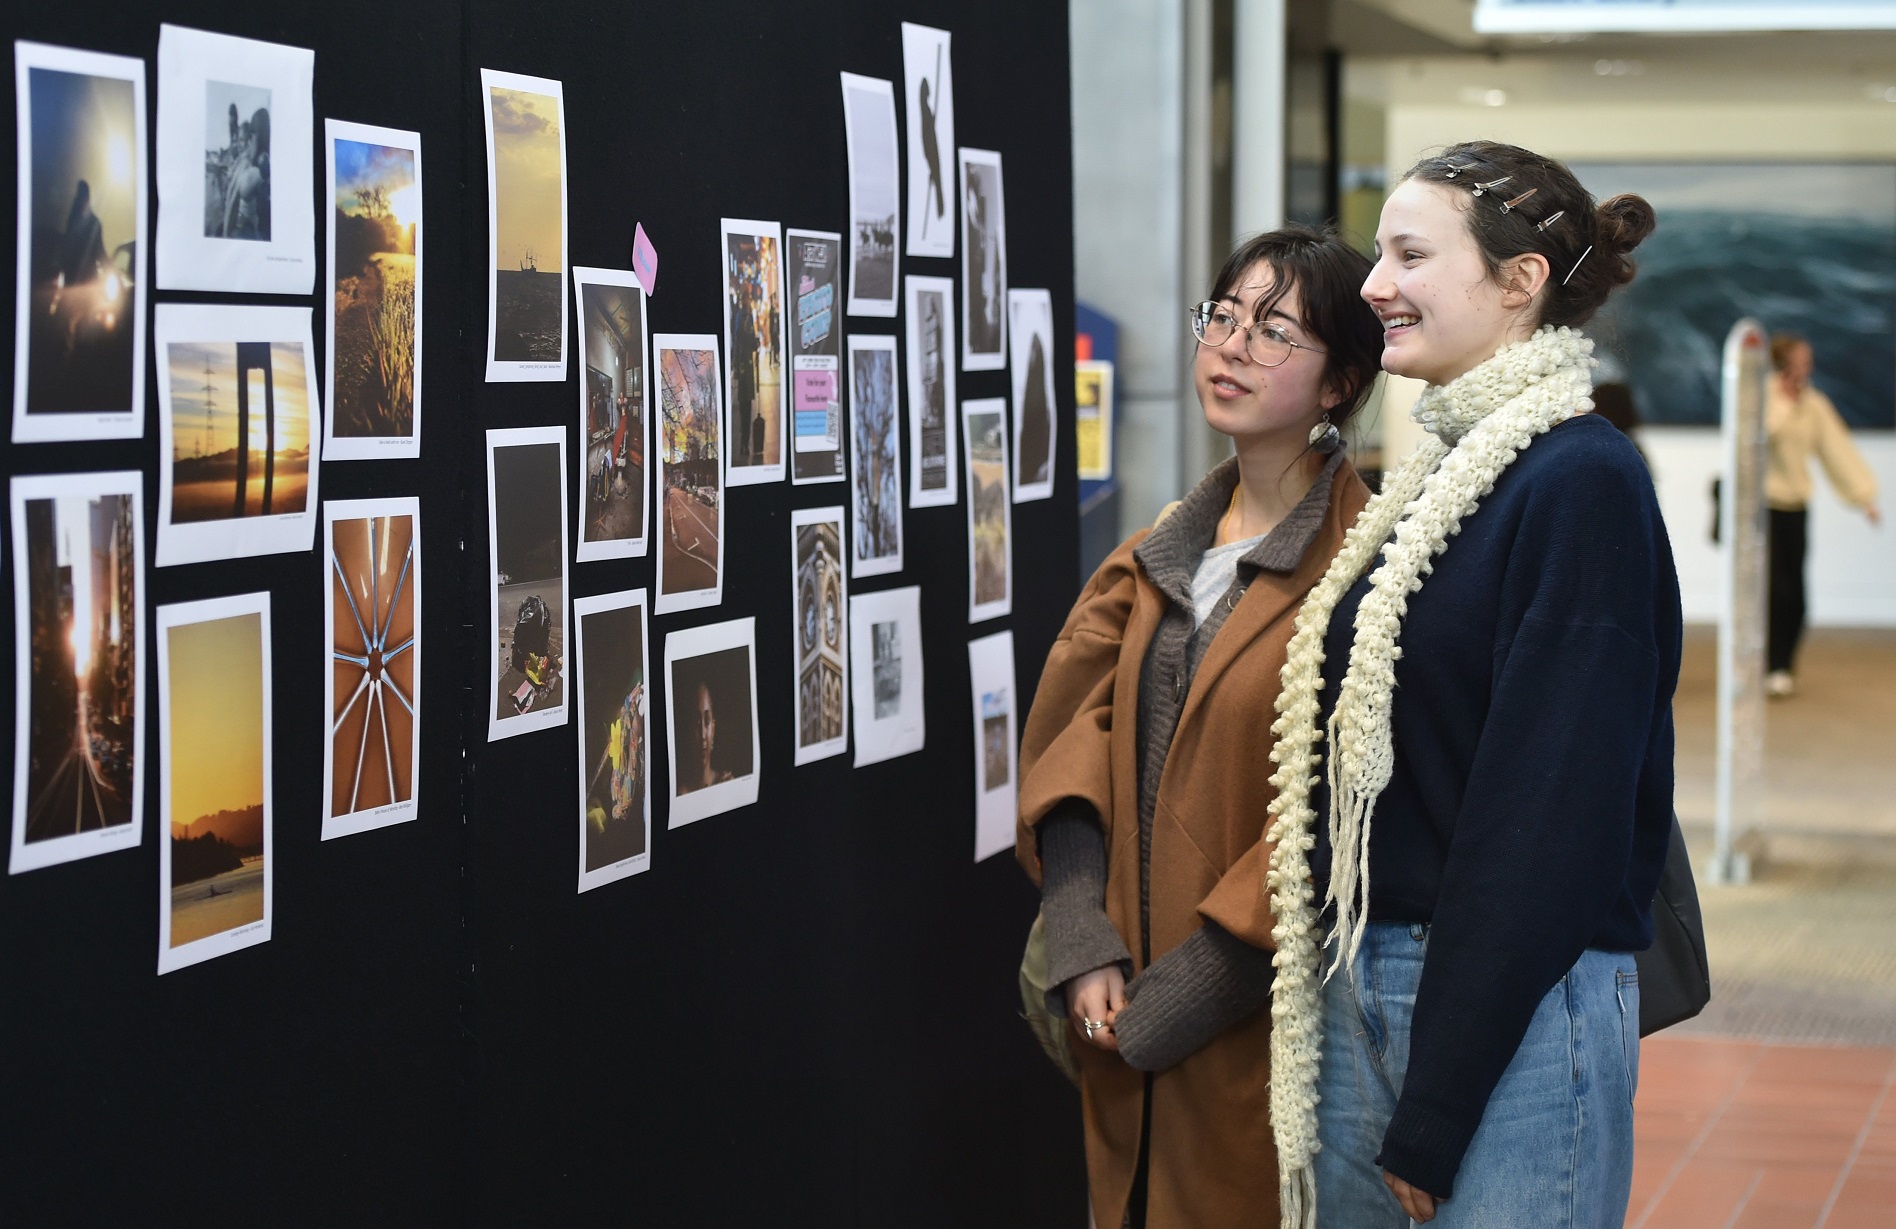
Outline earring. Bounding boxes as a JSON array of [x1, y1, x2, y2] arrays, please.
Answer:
[[1309, 413, 1342, 454]]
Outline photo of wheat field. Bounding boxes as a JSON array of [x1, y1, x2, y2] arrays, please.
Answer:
[[331, 140, 417, 440]]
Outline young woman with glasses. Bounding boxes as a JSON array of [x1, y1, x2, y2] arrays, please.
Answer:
[[1015, 224, 1384, 1229]]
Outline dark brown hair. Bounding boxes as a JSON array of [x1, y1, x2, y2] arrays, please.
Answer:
[[1769, 332, 1808, 372], [1207, 223, 1384, 425], [1402, 141, 1656, 328]]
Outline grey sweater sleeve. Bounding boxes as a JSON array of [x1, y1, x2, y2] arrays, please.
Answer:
[[1037, 800, 1133, 1017], [1112, 920, 1275, 1073]]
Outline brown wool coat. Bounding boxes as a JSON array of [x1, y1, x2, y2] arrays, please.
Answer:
[[1016, 462, 1370, 1229]]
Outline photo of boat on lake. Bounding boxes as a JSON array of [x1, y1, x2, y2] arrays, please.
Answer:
[[482, 71, 566, 380]]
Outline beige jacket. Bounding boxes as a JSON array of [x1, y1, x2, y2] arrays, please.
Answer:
[[1765, 382, 1879, 513]]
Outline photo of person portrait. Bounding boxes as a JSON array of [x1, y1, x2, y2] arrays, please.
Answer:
[[849, 334, 903, 578], [842, 73, 899, 318], [482, 69, 567, 381], [959, 148, 1008, 371], [963, 399, 1013, 623], [573, 268, 648, 561], [791, 507, 848, 765], [664, 617, 760, 828], [1008, 288, 1057, 502], [155, 304, 321, 568], [902, 24, 954, 259], [157, 592, 272, 974], [873, 620, 903, 720], [575, 589, 650, 891], [155, 25, 313, 294], [486, 427, 568, 741], [322, 498, 419, 841], [787, 229, 845, 485], [9, 472, 145, 874], [967, 629, 1017, 862], [324, 122, 421, 460], [905, 275, 958, 506], [12, 43, 147, 442], [849, 586, 925, 768], [721, 219, 787, 484], [653, 334, 725, 615]]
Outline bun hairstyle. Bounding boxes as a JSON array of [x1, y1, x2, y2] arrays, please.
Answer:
[[1403, 140, 1657, 328], [1206, 222, 1385, 425]]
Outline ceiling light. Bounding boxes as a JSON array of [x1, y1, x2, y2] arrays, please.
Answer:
[[1458, 87, 1508, 107]]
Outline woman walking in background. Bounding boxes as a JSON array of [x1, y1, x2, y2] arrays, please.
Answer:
[[1764, 332, 1881, 697], [1261, 141, 1682, 1228], [1015, 225, 1383, 1229]]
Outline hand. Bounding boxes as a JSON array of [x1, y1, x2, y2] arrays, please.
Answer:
[[1383, 1170, 1439, 1223], [1067, 965, 1126, 1051], [1868, 504, 1882, 528]]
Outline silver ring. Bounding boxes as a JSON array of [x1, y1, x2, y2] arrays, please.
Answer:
[[1082, 1018, 1105, 1038]]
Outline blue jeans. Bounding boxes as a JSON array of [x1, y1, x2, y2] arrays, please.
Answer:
[[1313, 922, 1640, 1228]]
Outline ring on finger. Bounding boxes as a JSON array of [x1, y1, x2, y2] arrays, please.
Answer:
[[1081, 1017, 1105, 1038]]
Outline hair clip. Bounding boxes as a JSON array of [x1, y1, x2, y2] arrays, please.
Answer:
[[1534, 210, 1567, 233], [1562, 245, 1594, 287], [1501, 188, 1539, 213], [1443, 162, 1470, 178], [1470, 176, 1512, 197]]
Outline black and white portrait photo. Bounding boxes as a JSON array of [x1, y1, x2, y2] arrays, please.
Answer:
[[959, 148, 1007, 370], [905, 275, 958, 507], [849, 586, 924, 767], [1008, 288, 1056, 502], [902, 24, 954, 259]]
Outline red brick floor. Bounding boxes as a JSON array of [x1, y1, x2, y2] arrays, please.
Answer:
[[1630, 1036, 1896, 1229]]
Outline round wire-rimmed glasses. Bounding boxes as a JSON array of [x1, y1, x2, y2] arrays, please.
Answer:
[[1189, 301, 1326, 367]]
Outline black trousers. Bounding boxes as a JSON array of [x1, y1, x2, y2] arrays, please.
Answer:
[[1768, 507, 1808, 674]]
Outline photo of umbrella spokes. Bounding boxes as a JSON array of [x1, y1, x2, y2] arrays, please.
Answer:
[[330, 515, 416, 815]]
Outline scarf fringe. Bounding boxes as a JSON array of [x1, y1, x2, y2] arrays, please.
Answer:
[[1280, 1162, 1318, 1229]]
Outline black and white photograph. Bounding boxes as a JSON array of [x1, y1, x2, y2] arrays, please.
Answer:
[[155, 25, 313, 294], [968, 629, 1017, 863], [842, 72, 899, 318], [575, 588, 650, 892], [721, 218, 787, 485], [790, 507, 848, 765], [901, 23, 954, 260], [786, 228, 845, 485], [154, 304, 322, 567], [964, 398, 1013, 623], [1009, 288, 1056, 502], [959, 147, 1007, 371], [482, 69, 568, 382], [573, 267, 648, 561], [9, 471, 145, 874], [654, 333, 725, 615], [12, 42, 148, 443], [323, 120, 422, 461], [664, 617, 760, 828], [486, 427, 569, 741], [849, 333, 903, 578], [905, 275, 958, 507], [849, 585, 925, 768]]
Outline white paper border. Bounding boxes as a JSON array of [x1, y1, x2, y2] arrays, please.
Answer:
[[153, 303, 323, 568], [969, 629, 1019, 863], [664, 616, 761, 828], [652, 333, 726, 615], [574, 587, 652, 892], [905, 275, 959, 507], [849, 585, 926, 768], [721, 218, 788, 486], [157, 591, 272, 975], [901, 23, 955, 260], [790, 506, 850, 766], [481, 69, 569, 383], [9, 470, 146, 872], [958, 148, 1008, 371], [12, 42, 148, 442], [848, 332, 904, 578], [486, 425, 570, 741], [841, 72, 900, 319], [786, 228, 847, 487], [572, 266, 650, 561], [154, 25, 314, 294], [321, 496, 421, 840], [1009, 288, 1057, 503], [963, 397, 1014, 624], [322, 120, 423, 461]]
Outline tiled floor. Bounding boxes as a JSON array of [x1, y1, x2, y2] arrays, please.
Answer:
[[1630, 1036, 1896, 1229]]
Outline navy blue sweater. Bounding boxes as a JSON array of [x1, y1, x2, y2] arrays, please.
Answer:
[[1310, 413, 1682, 1198]]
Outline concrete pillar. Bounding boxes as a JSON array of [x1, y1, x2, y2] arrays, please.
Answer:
[[1232, 0, 1287, 240]]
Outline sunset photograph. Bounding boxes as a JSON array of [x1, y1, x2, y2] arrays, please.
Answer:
[[328, 128, 419, 450], [484, 73, 566, 373], [164, 339, 312, 522]]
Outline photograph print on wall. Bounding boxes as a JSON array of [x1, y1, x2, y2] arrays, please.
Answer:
[[154, 25, 314, 294], [9, 470, 145, 874], [901, 24, 954, 259], [653, 334, 725, 615], [849, 585, 925, 768], [787, 228, 845, 485], [574, 588, 650, 892], [905, 275, 958, 507], [1008, 288, 1056, 502], [721, 218, 787, 485], [12, 42, 148, 443], [848, 333, 903, 578], [790, 506, 848, 765], [959, 148, 1007, 371], [154, 304, 321, 567], [573, 266, 649, 561], [968, 629, 1018, 863], [486, 426, 569, 741], [963, 397, 1012, 623], [482, 69, 568, 382], [841, 72, 899, 318], [664, 617, 761, 829], [324, 121, 422, 461]]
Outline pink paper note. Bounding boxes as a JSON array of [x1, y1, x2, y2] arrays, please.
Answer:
[[632, 224, 658, 297]]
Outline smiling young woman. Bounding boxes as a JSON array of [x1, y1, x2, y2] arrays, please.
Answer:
[[1255, 142, 1681, 1229], [1014, 225, 1381, 1229]]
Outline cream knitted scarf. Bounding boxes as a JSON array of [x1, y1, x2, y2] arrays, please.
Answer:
[[1263, 326, 1596, 1228]]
